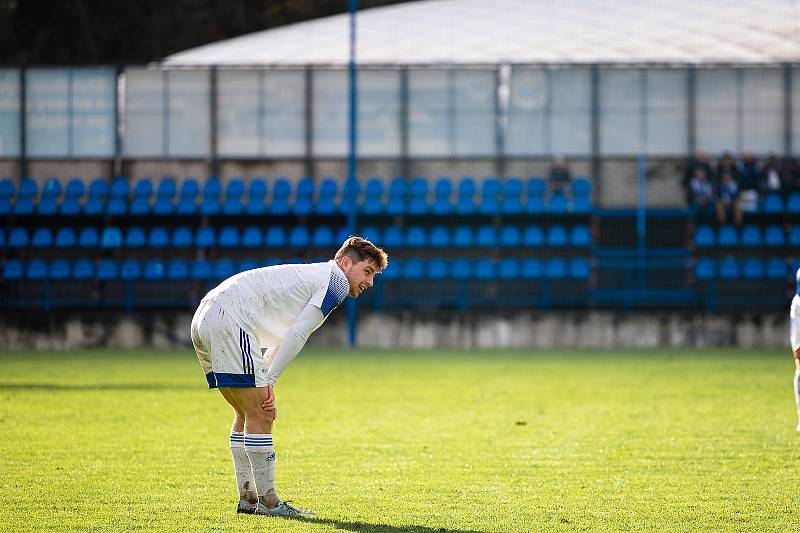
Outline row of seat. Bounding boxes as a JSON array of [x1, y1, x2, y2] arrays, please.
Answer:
[[695, 224, 800, 247], [694, 257, 793, 280], [0, 176, 594, 216], [1, 224, 594, 249], [1, 257, 592, 282]]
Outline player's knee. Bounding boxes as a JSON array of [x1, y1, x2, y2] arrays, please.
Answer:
[[246, 403, 275, 424]]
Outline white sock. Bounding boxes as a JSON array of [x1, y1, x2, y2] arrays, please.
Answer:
[[794, 371, 800, 425], [244, 433, 276, 501], [230, 432, 256, 501]]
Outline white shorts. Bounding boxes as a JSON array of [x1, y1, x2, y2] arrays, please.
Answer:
[[191, 299, 269, 388]]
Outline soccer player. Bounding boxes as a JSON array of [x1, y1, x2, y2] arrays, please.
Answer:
[[190, 236, 388, 516], [791, 268, 800, 431]]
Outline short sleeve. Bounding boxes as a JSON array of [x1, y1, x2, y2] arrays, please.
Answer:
[[309, 264, 350, 317]]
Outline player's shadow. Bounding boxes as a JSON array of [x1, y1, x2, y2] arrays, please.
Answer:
[[281, 515, 486, 533], [0, 382, 192, 391]]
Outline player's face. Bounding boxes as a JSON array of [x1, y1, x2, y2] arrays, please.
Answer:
[[341, 258, 379, 297]]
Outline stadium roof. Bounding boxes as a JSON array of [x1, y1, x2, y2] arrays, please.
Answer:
[[164, 0, 800, 66]]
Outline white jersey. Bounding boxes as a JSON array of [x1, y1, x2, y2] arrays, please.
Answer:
[[791, 294, 800, 352], [202, 260, 350, 349]]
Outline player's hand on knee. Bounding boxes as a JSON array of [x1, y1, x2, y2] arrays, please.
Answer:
[[261, 384, 276, 411], [794, 347, 800, 361]]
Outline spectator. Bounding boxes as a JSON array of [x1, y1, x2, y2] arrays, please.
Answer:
[[683, 150, 714, 205], [689, 167, 715, 219], [717, 151, 739, 183], [784, 157, 800, 192], [760, 154, 784, 195], [737, 151, 760, 212], [548, 156, 572, 197], [715, 171, 742, 225]]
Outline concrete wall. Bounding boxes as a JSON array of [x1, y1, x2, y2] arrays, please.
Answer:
[[0, 310, 788, 350]]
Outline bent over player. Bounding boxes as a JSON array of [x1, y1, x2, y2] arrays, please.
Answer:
[[191, 236, 388, 516], [791, 269, 800, 430]]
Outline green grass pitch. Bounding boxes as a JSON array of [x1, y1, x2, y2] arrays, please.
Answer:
[[0, 347, 797, 532]]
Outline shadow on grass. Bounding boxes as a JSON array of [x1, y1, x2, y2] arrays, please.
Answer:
[[281, 515, 486, 533], [0, 382, 193, 391]]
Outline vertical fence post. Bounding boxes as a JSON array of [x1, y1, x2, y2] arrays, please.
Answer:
[[346, 0, 359, 347], [209, 66, 219, 179], [304, 66, 314, 179], [19, 67, 27, 179], [637, 69, 648, 294], [785, 63, 792, 158]]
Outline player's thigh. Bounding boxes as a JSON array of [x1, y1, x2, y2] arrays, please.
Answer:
[[219, 386, 272, 419]]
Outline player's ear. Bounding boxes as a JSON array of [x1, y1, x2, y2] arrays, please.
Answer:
[[338, 255, 352, 270]]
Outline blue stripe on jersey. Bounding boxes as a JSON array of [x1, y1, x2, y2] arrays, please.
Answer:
[[245, 332, 253, 375], [320, 268, 350, 316]]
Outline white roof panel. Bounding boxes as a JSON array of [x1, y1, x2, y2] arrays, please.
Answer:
[[164, 0, 800, 65]]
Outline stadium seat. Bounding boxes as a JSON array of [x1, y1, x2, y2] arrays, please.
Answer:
[[572, 178, 593, 213], [381, 258, 401, 280], [405, 226, 427, 247], [13, 177, 37, 215], [289, 226, 310, 248], [521, 258, 542, 279], [195, 227, 216, 248], [429, 226, 450, 248], [545, 258, 567, 278], [239, 259, 259, 273], [762, 193, 783, 214], [741, 225, 762, 247], [453, 226, 474, 248], [525, 178, 546, 213], [335, 227, 350, 244], [152, 177, 176, 215], [106, 177, 129, 215], [9, 227, 29, 248], [764, 225, 785, 247], [474, 258, 495, 280], [455, 178, 476, 215], [265, 226, 286, 247], [498, 257, 520, 279], [358, 226, 380, 244], [428, 258, 448, 279], [242, 226, 263, 248], [218, 226, 240, 248], [694, 258, 715, 280], [200, 178, 222, 216], [78, 228, 100, 248], [431, 178, 453, 215], [718, 225, 738, 247], [571, 225, 592, 247], [385, 177, 406, 216], [100, 227, 122, 249], [149, 226, 170, 248], [742, 258, 764, 279], [143, 259, 165, 280], [546, 225, 568, 247], [72, 259, 94, 280], [339, 178, 361, 213], [787, 193, 800, 215], [176, 178, 200, 215], [315, 178, 338, 215], [0, 177, 14, 203], [172, 226, 193, 248], [547, 193, 568, 214], [499, 226, 521, 247], [312, 226, 334, 248], [37, 177, 62, 215], [523, 225, 544, 247], [362, 178, 384, 215], [694, 225, 715, 247], [83, 178, 108, 216], [789, 226, 800, 247], [60, 178, 84, 215], [130, 179, 153, 215], [245, 178, 268, 216], [167, 260, 189, 280], [3, 259, 23, 279], [191, 259, 213, 280], [451, 258, 471, 280], [49, 259, 70, 280], [478, 178, 500, 215], [121, 260, 142, 281], [719, 257, 740, 279], [403, 258, 424, 279], [291, 177, 313, 216], [223, 178, 246, 215], [125, 226, 146, 248], [382, 226, 403, 249], [55, 227, 76, 248], [501, 177, 523, 214], [31, 227, 53, 248], [408, 177, 429, 215], [476, 225, 497, 247], [570, 257, 590, 279], [766, 257, 786, 279], [26, 259, 47, 280], [96, 259, 118, 280], [270, 178, 291, 215]]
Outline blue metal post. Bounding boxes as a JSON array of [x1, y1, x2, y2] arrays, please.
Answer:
[[637, 69, 647, 294], [346, 0, 359, 347]]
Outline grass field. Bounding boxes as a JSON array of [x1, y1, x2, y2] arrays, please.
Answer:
[[0, 347, 797, 532]]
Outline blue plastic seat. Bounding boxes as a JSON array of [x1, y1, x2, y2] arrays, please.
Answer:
[[176, 178, 200, 215], [27, 259, 48, 280], [13, 177, 37, 215], [546, 257, 567, 278], [125, 227, 146, 248], [718, 225, 738, 247], [523, 225, 544, 247], [766, 257, 786, 279], [239, 259, 259, 273], [741, 225, 761, 247], [429, 226, 450, 248], [452, 258, 471, 280], [97, 259, 118, 280], [242, 226, 263, 248], [455, 178, 476, 215], [78, 228, 99, 248], [9, 228, 29, 247], [172, 226, 193, 248], [572, 178, 593, 213], [476, 225, 497, 247], [60, 179, 84, 215], [453, 226, 474, 248], [498, 258, 520, 279], [789, 226, 800, 247], [316, 178, 339, 215], [149, 226, 170, 248], [547, 193, 568, 213], [406, 226, 427, 247], [152, 177, 176, 215], [694, 225, 715, 247], [339, 178, 361, 213], [245, 178, 268, 216], [106, 177, 129, 215], [407, 177, 429, 215], [167, 260, 189, 280], [37, 177, 62, 215], [49, 259, 70, 280], [191, 260, 214, 280], [694, 258, 715, 280], [312, 226, 334, 248], [130, 179, 153, 215], [428, 258, 449, 279], [223, 178, 246, 215], [101, 226, 123, 248], [3, 259, 23, 279], [719, 257, 740, 279], [270, 178, 291, 215], [200, 178, 222, 216], [31, 227, 53, 248], [217, 226, 240, 248], [382, 226, 403, 248], [547, 225, 568, 247], [474, 258, 495, 280], [570, 257, 590, 279], [292, 177, 314, 216], [143, 259, 165, 280], [381, 258, 401, 280], [764, 225, 785, 247], [403, 258, 424, 279], [83, 178, 108, 215], [362, 178, 384, 214], [499, 226, 521, 247], [358, 225, 380, 243], [571, 225, 592, 247], [265, 226, 286, 247], [525, 178, 546, 213], [762, 193, 783, 214], [431, 178, 452, 215], [55, 227, 76, 248], [787, 193, 800, 215], [742, 258, 764, 279], [195, 227, 216, 248], [0, 177, 14, 199], [385, 177, 407, 216], [121, 260, 142, 281], [478, 178, 500, 215], [289, 226, 310, 248], [72, 259, 94, 280], [336, 227, 350, 244]]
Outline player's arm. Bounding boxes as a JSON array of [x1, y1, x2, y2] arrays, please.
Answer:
[[791, 302, 800, 360]]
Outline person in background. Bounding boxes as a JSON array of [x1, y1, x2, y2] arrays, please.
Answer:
[[683, 150, 715, 206], [548, 156, 572, 198], [715, 171, 742, 225], [717, 151, 740, 184], [689, 167, 715, 219], [760, 154, 784, 196], [737, 151, 761, 212]]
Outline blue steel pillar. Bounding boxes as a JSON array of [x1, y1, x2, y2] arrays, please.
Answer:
[[346, 0, 359, 346]]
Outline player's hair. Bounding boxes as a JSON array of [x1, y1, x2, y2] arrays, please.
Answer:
[[334, 236, 388, 271]]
